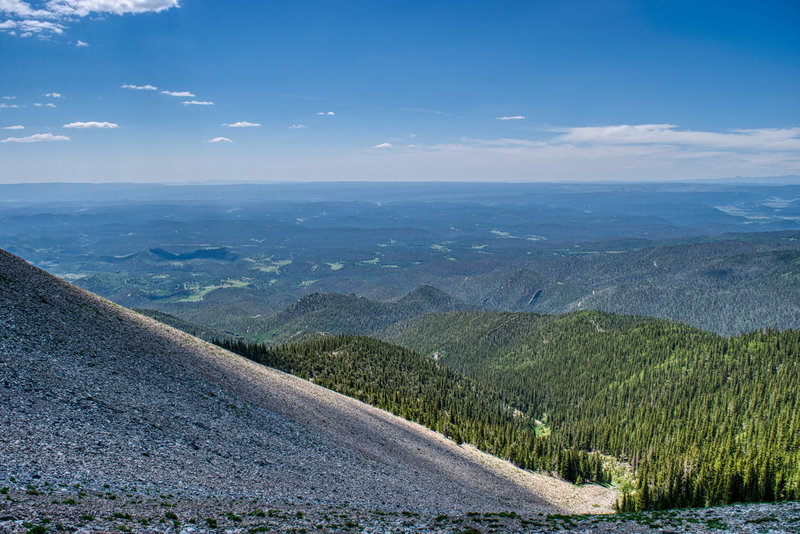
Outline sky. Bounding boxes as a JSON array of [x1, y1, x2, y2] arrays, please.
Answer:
[[1, 0, 799, 183]]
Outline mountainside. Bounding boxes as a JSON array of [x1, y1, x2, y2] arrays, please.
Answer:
[[416, 235, 800, 335], [217, 334, 617, 489], [551, 241, 800, 335], [238, 285, 470, 343], [441, 268, 584, 312], [396, 283, 471, 311], [0, 248, 616, 528], [381, 310, 800, 510]]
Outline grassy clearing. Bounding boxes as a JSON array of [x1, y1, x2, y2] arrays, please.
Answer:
[[534, 414, 551, 437], [244, 257, 292, 274], [176, 279, 249, 302]]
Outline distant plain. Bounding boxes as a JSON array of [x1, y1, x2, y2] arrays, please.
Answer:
[[1, 181, 798, 339]]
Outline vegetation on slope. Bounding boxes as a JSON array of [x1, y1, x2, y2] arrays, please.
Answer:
[[215, 335, 612, 487], [382, 310, 800, 510], [249, 285, 469, 343]]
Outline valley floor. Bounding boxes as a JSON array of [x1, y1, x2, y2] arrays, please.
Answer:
[[0, 489, 798, 533]]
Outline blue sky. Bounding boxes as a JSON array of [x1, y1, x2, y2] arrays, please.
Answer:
[[1, 0, 798, 182]]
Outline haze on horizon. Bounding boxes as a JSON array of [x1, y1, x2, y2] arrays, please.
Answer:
[[1, 0, 798, 184]]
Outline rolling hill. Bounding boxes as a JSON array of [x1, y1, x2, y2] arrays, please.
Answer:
[[235, 284, 470, 343]]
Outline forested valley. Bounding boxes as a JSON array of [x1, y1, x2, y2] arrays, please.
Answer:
[[217, 310, 800, 511]]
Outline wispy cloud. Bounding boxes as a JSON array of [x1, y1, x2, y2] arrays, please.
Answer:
[[0, 0, 54, 18], [382, 124, 800, 181], [0, 132, 70, 143], [396, 106, 447, 116], [289, 124, 306, 129], [497, 115, 526, 120], [1, 0, 179, 37], [161, 90, 195, 97], [33, 102, 57, 108], [3, 125, 24, 130], [316, 111, 335, 116], [122, 84, 157, 91], [45, 92, 62, 98], [552, 124, 800, 152], [224, 121, 260, 128], [63, 121, 118, 129], [182, 100, 214, 106], [47, 0, 179, 17], [0, 103, 21, 109], [2, 96, 16, 99], [75, 39, 88, 47], [373, 142, 392, 149], [208, 137, 232, 143], [0, 18, 65, 35]]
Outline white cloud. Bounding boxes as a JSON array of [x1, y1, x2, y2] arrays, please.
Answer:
[[122, 84, 157, 90], [289, 124, 306, 129], [1, 0, 180, 37], [553, 124, 800, 152], [224, 121, 260, 128], [75, 39, 87, 46], [2, 96, 15, 99], [0, 132, 69, 143], [0, 18, 65, 34], [0, 103, 21, 109], [2, 1, 179, 36], [3, 125, 24, 129], [161, 90, 195, 97], [46, 0, 179, 17], [316, 111, 335, 116], [497, 115, 526, 120], [182, 100, 214, 106], [33, 102, 57, 108], [373, 142, 392, 149], [0, 0, 54, 18], [375, 123, 800, 181], [208, 137, 232, 143], [63, 121, 118, 128], [45, 92, 62, 98]]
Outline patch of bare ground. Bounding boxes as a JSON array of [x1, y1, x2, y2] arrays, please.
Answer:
[[0, 248, 615, 529]]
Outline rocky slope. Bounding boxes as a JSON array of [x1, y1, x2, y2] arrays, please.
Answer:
[[0, 248, 613, 528]]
